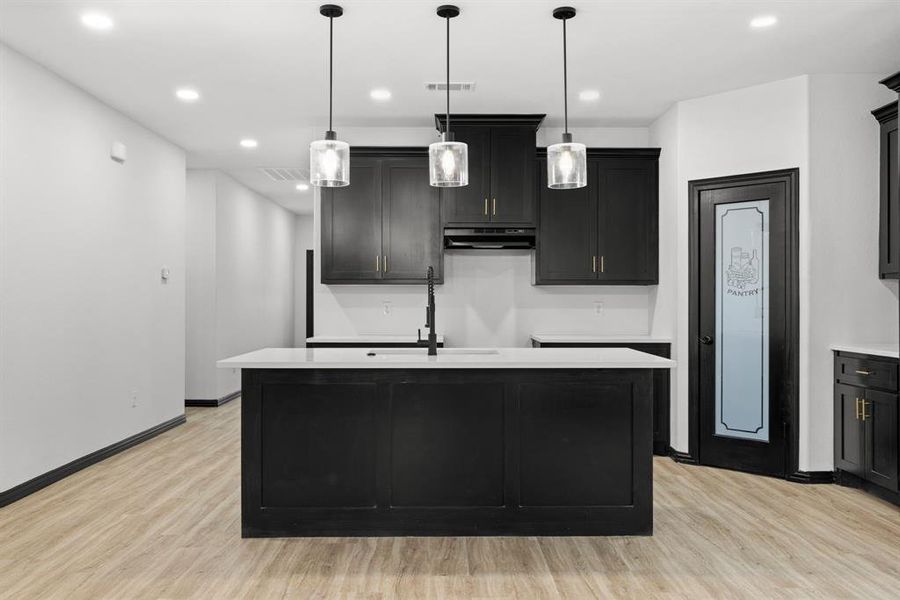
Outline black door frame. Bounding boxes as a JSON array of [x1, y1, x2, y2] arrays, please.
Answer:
[[687, 168, 801, 479]]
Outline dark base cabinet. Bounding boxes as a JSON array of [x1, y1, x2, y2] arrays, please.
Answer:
[[241, 367, 654, 537], [833, 350, 900, 506], [532, 340, 671, 456]]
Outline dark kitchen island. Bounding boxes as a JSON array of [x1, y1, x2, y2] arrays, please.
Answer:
[[218, 346, 674, 537]]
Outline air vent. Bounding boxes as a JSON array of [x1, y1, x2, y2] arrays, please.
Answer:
[[426, 81, 476, 92], [259, 167, 307, 182]]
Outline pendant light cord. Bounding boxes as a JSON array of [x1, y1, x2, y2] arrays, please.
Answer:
[[446, 15, 450, 136], [329, 15, 334, 132], [562, 17, 568, 135]]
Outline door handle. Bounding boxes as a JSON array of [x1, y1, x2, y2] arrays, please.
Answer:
[[698, 335, 713, 345], [375, 255, 380, 272], [862, 401, 870, 421], [492, 198, 496, 216], [592, 256, 596, 273], [855, 398, 862, 420], [484, 198, 488, 216]]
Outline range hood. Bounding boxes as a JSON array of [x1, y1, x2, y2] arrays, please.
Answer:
[[443, 227, 536, 250]]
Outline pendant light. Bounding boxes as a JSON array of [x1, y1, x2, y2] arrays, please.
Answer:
[[547, 6, 586, 189], [429, 5, 468, 187], [310, 4, 349, 187]]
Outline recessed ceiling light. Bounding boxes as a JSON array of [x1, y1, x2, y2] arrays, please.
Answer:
[[175, 88, 200, 102], [750, 15, 778, 28], [295, 183, 310, 192], [81, 12, 114, 31], [370, 88, 392, 101], [579, 89, 602, 102], [239, 139, 258, 149]]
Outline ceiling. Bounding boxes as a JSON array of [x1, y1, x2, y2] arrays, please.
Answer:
[[1, 0, 899, 213]]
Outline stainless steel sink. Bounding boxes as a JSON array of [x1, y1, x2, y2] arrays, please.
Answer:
[[366, 348, 500, 357]]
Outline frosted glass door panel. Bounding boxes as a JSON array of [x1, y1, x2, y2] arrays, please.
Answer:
[[714, 201, 769, 442]]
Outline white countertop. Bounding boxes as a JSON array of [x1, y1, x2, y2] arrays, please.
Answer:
[[531, 334, 672, 344], [219, 347, 676, 370], [830, 343, 899, 359], [307, 334, 445, 344]]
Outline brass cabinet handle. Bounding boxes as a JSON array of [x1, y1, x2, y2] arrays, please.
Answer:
[[383, 256, 388, 272], [862, 401, 870, 421], [600, 255, 605, 273], [855, 398, 862, 420], [855, 369, 872, 376], [484, 198, 488, 216], [492, 198, 497, 216], [376, 255, 380, 272], [592, 256, 597, 273]]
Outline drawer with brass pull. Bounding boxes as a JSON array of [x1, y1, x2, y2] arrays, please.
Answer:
[[835, 354, 898, 391]]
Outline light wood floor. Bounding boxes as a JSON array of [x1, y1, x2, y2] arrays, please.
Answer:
[[1, 399, 898, 599]]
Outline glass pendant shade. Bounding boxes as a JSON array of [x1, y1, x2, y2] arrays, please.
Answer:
[[309, 135, 349, 187], [429, 135, 468, 187], [547, 139, 587, 189]]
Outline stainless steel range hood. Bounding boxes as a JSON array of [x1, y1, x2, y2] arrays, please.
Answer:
[[443, 227, 536, 250]]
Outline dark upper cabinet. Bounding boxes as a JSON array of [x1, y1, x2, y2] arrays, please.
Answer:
[[382, 159, 442, 281], [436, 115, 544, 227], [440, 127, 492, 224], [536, 165, 596, 281], [535, 149, 660, 285], [321, 158, 383, 281], [873, 102, 898, 279], [490, 128, 536, 224], [321, 149, 442, 284]]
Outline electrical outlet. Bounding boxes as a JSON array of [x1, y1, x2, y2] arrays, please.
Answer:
[[594, 301, 604, 315], [130, 389, 139, 408], [383, 301, 392, 316]]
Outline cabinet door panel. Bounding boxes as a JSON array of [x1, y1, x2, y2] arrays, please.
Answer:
[[490, 128, 535, 225], [834, 383, 865, 478], [596, 158, 658, 284], [441, 127, 491, 225], [382, 158, 442, 282], [864, 389, 898, 490], [321, 158, 382, 282], [535, 159, 597, 283], [878, 116, 898, 278]]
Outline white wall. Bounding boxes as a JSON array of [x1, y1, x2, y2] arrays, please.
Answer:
[[185, 171, 217, 399], [653, 74, 896, 471], [805, 74, 898, 470], [648, 103, 680, 441], [185, 171, 297, 399], [0, 45, 186, 492], [305, 126, 654, 347]]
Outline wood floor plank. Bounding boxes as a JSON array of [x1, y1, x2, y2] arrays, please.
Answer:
[[0, 398, 898, 599]]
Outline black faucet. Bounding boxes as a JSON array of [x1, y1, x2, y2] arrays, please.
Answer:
[[417, 266, 438, 356]]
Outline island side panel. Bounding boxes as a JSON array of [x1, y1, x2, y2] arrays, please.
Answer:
[[241, 368, 653, 537]]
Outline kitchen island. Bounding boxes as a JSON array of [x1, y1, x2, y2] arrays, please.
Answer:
[[218, 347, 674, 537]]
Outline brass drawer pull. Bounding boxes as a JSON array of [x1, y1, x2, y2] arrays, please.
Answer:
[[854, 369, 872, 376]]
